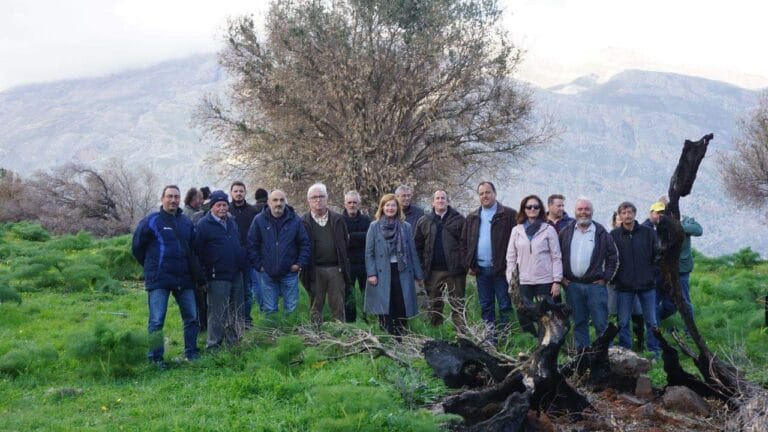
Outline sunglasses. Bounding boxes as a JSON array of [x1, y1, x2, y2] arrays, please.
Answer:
[[525, 205, 541, 210]]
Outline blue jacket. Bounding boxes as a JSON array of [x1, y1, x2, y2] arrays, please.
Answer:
[[193, 213, 245, 282], [247, 206, 312, 278], [132, 208, 196, 291]]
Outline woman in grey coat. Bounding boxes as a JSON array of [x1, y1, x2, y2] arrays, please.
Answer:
[[364, 193, 424, 335]]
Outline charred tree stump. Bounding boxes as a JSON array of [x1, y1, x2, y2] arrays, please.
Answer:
[[561, 323, 624, 389], [654, 328, 726, 400], [666, 133, 713, 220], [428, 298, 590, 431]]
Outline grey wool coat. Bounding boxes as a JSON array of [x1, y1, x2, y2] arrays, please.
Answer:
[[364, 220, 425, 317]]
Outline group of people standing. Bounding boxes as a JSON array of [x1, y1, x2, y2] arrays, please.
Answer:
[[131, 181, 701, 366]]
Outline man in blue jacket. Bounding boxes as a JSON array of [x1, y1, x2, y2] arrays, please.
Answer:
[[193, 190, 246, 348], [132, 185, 200, 366], [610, 201, 661, 359], [247, 190, 311, 315]]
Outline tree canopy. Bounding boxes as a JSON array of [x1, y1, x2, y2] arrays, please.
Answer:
[[198, 0, 553, 207], [720, 91, 768, 210]]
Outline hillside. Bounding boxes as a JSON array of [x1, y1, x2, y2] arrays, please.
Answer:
[[0, 55, 763, 254]]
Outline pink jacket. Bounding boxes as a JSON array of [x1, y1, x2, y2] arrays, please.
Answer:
[[505, 223, 563, 285]]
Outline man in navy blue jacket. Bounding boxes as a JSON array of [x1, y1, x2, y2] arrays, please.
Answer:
[[247, 190, 311, 315], [610, 201, 661, 359], [132, 185, 200, 365], [194, 190, 246, 348]]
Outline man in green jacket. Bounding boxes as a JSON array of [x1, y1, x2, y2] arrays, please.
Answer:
[[657, 215, 703, 322]]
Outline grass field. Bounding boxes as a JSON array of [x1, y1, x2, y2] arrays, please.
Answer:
[[1, 223, 766, 431]]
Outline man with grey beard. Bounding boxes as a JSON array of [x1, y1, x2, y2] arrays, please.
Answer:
[[558, 198, 619, 351]]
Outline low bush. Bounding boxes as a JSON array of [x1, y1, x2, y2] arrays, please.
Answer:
[[0, 343, 58, 377], [0, 284, 21, 304], [66, 321, 147, 378], [8, 222, 50, 242]]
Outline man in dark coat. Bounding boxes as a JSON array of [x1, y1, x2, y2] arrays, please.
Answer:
[[247, 190, 311, 315], [342, 190, 371, 322], [229, 181, 261, 327], [611, 201, 661, 359], [460, 181, 516, 343], [193, 190, 245, 348], [547, 193, 575, 234], [301, 183, 351, 324], [131, 185, 200, 365], [415, 190, 467, 327], [396, 184, 425, 235]]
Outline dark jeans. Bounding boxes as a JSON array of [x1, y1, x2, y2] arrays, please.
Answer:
[[617, 289, 660, 355], [350, 263, 367, 293], [379, 263, 407, 335], [475, 267, 512, 338], [517, 283, 553, 336], [147, 288, 199, 361], [565, 282, 609, 349]]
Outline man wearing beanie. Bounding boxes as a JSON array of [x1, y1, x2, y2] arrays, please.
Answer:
[[193, 190, 246, 348]]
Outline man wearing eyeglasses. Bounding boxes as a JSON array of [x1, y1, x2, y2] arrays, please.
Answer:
[[341, 190, 371, 322], [301, 183, 351, 324]]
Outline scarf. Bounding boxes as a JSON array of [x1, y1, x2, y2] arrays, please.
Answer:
[[379, 218, 408, 272], [525, 220, 542, 241]]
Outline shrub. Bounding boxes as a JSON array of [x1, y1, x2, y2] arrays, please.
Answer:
[[9, 222, 50, 242], [96, 236, 143, 280], [66, 321, 148, 378], [265, 335, 306, 370], [47, 231, 93, 251], [0, 284, 21, 304], [0, 343, 58, 377]]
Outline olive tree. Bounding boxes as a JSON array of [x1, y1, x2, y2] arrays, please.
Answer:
[[720, 91, 768, 209], [198, 0, 553, 207]]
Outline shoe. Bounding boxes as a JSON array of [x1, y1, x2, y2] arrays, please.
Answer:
[[151, 360, 169, 370]]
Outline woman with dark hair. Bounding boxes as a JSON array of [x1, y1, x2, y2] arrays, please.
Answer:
[[505, 194, 563, 336], [364, 193, 424, 335]]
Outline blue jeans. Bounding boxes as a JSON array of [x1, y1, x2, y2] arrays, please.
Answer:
[[147, 288, 199, 361], [262, 272, 300, 315], [565, 282, 608, 349], [475, 267, 512, 330], [243, 267, 265, 322], [617, 289, 659, 354], [657, 272, 694, 322]]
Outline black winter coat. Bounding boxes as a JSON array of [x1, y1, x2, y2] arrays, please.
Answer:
[[342, 210, 372, 265], [610, 221, 659, 292], [559, 222, 618, 283]]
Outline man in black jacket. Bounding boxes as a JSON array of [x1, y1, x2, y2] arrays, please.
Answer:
[[610, 201, 661, 359], [559, 198, 618, 350], [230, 181, 261, 327], [415, 190, 467, 327], [342, 190, 371, 322], [396, 184, 425, 234]]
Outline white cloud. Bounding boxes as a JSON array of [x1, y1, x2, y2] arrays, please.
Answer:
[[1, 0, 766, 90]]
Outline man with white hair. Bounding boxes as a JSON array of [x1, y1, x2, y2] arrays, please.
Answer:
[[301, 183, 351, 324], [558, 198, 619, 351]]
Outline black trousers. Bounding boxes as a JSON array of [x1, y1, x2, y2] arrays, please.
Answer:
[[379, 263, 407, 336]]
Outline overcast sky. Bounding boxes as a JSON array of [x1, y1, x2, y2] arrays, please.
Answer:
[[2, 0, 767, 91]]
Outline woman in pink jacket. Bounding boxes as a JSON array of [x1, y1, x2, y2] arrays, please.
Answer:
[[505, 194, 563, 336]]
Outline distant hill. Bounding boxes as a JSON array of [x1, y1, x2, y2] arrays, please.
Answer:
[[0, 55, 762, 255]]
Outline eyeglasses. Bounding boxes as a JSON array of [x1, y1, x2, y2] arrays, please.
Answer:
[[309, 195, 327, 201], [525, 205, 541, 210]]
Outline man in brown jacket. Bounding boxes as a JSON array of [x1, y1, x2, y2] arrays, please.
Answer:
[[460, 181, 517, 342], [301, 183, 351, 324]]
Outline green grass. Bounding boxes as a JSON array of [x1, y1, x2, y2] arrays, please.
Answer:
[[0, 223, 766, 430]]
